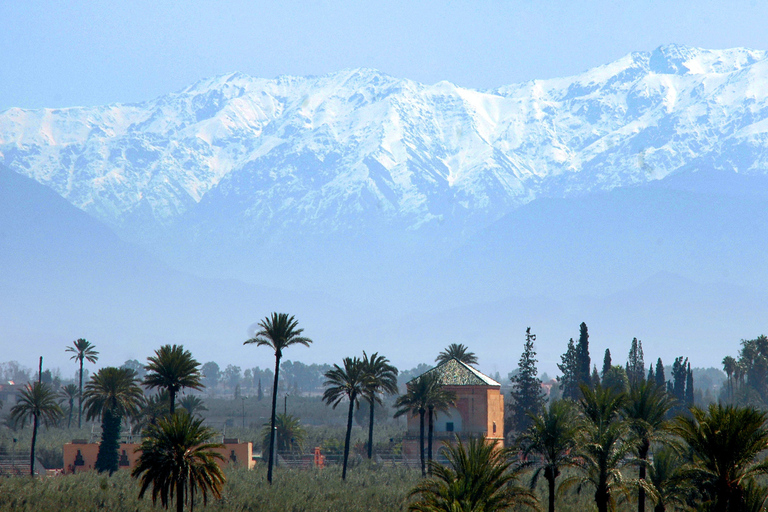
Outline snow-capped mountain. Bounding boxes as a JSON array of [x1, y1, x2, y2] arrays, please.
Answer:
[[4, 44, 768, 242]]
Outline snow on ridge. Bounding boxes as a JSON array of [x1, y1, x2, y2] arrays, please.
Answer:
[[2, 45, 768, 235]]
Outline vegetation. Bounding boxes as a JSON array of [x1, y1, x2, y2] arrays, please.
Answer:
[[408, 436, 537, 512], [360, 351, 399, 459], [243, 312, 312, 484], [83, 367, 144, 474], [9, 382, 63, 475], [65, 338, 98, 428], [509, 327, 545, 433], [259, 413, 306, 453], [435, 344, 477, 366], [59, 383, 78, 429], [144, 345, 203, 416], [132, 412, 225, 512], [323, 356, 365, 480]]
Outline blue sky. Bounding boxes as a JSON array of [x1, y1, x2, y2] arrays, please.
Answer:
[[2, 0, 768, 110]]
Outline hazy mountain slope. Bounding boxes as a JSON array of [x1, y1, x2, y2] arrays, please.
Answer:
[[0, 166, 357, 369]]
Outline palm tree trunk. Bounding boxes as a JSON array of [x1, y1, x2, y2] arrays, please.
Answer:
[[78, 359, 84, 428], [427, 405, 434, 475], [170, 389, 176, 416], [545, 467, 557, 512], [638, 439, 649, 512], [367, 398, 375, 459], [267, 353, 281, 484], [342, 392, 356, 480], [30, 413, 38, 476], [419, 408, 426, 477], [67, 400, 73, 429], [596, 483, 609, 512], [177, 478, 184, 512]]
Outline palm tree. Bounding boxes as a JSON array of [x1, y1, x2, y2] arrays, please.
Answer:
[[260, 413, 306, 454], [565, 384, 632, 512], [59, 383, 79, 429], [132, 390, 171, 435], [722, 355, 737, 402], [132, 412, 225, 512], [622, 380, 676, 512], [425, 379, 456, 474], [646, 447, 695, 512], [83, 367, 144, 474], [10, 382, 63, 476], [395, 373, 437, 477], [435, 343, 478, 366], [144, 345, 203, 415], [408, 436, 537, 512], [360, 351, 398, 459], [673, 403, 768, 511], [518, 400, 579, 512], [244, 312, 312, 484], [323, 356, 365, 480], [66, 338, 99, 428], [179, 395, 207, 418]]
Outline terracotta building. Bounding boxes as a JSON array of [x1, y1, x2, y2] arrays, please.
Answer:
[[402, 358, 504, 457], [62, 437, 254, 474]]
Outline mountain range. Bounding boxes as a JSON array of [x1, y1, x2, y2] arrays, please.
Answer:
[[2, 44, 767, 373]]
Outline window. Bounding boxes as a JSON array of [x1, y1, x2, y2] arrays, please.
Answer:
[[492, 421, 497, 434], [446, 422, 454, 432]]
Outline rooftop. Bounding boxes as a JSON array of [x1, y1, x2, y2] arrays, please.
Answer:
[[413, 358, 501, 387]]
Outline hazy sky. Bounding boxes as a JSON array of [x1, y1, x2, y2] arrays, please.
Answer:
[[3, 0, 768, 111]]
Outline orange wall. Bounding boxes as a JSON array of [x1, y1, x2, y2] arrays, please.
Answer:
[[63, 441, 254, 474]]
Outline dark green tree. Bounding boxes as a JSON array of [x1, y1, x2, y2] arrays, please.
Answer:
[[59, 383, 79, 429], [260, 413, 306, 453], [673, 404, 768, 511], [601, 349, 612, 379], [201, 362, 220, 392], [360, 351, 398, 459], [144, 345, 203, 415], [179, 395, 207, 418], [591, 365, 601, 387], [10, 382, 63, 476], [65, 338, 99, 428], [257, 378, 263, 401], [648, 365, 655, 383], [83, 367, 143, 474], [670, 357, 688, 409], [395, 373, 440, 477], [685, 362, 694, 407], [518, 400, 579, 512], [557, 338, 579, 400], [722, 355, 737, 402], [244, 312, 312, 484], [509, 327, 544, 433], [655, 358, 666, 389], [435, 343, 478, 366], [408, 436, 537, 512], [132, 412, 225, 512], [622, 379, 676, 512], [576, 322, 591, 390], [626, 337, 645, 384], [425, 378, 456, 474], [602, 365, 629, 394], [323, 356, 365, 480]]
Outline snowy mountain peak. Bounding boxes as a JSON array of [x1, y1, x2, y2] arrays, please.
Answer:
[[2, 45, 768, 241]]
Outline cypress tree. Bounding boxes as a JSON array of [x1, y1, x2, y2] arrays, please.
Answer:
[[591, 365, 600, 387], [575, 322, 591, 390], [626, 338, 645, 384], [602, 349, 612, 379], [655, 358, 665, 389], [557, 338, 579, 400], [672, 357, 688, 403], [257, 379, 263, 401], [94, 409, 121, 474], [685, 362, 694, 407], [648, 365, 655, 383], [510, 328, 544, 432]]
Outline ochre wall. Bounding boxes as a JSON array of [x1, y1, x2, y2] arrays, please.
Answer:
[[63, 441, 254, 474]]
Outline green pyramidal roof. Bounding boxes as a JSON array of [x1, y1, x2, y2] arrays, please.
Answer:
[[413, 358, 501, 387]]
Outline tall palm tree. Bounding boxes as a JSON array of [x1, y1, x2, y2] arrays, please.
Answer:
[[425, 379, 456, 474], [179, 395, 207, 418], [518, 400, 579, 512], [395, 373, 437, 477], [565, 384, 632, 512], [144, 345, 203, 415], [622, 380, 676, 512], [722, 355, 737, 402], [66, 338, 99, 428], [646, 447, 695, 512], [59, 383, 79, 429], [260, 413, 306, 454], [83, 367, 144, 474], [132, 390, 171, 435], [10, 382, 63, 476], [408, 436, 538, 512], [435, 343, 478, 366], [673, 403, 768, 511], [244, 312, 312, 484], [323, 356, 365, 480], [132, 412, 225, 512], [360, 351, 398, 459]]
